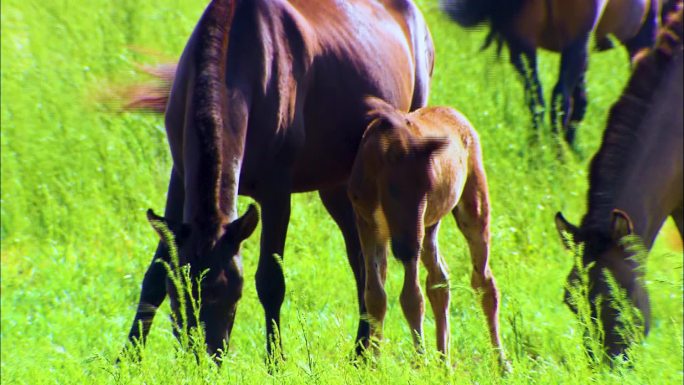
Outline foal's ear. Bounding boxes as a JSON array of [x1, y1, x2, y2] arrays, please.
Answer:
[[146, 209, 191, 246], [226, 204, 259, 243], [416, 137, 449, 158], [555, 212, 579, 249], [610, 209, 634, 241]]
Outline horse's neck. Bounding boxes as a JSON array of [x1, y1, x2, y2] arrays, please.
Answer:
[[611, 55, 684, 247]]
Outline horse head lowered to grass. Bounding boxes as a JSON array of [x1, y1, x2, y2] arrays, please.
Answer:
[[555, 3, 682, 360], [120, 0, 434, 362]]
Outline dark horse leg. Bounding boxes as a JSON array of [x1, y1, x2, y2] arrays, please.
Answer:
[[624, 0, 658, 60], [509, 43, 545, 130], [568, 72, 588, 145], [255, 179, 291, 363], [551, 37, 589, 146], [121, 168, 184, 359], [319, 186, 369, 356]]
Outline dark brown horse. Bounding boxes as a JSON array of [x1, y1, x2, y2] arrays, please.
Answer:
[[121, 0, 434, 361], [555, 4, 682, 359], [348, 97, 506, 365], [441, 0, 659, 146]]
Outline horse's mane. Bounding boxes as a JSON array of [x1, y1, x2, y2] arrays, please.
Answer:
[[440, 0, 527, 53], [193, 0, 237, 233], [582, 4, 683, 231]]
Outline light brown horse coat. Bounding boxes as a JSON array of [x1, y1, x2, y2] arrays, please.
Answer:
[[348, 97, 505, 364]]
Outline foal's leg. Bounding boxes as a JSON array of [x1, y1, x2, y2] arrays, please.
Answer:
[[255, 184, 291, 362], [420, 222, 450, 357], [551, 37, 589, 146], [509, 43, 545, 130], [319, 186, 369, 355], [400, 256, 425, 353], [452, 168, 506, 365], [122, 167, 184, 357], [356, 215, 388, 355]]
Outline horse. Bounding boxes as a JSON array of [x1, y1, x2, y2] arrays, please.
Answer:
[[440, 0, 659, 146], [120, 0, 434, 362], [348, 97, 506, 365], [554, 4, 682, 359]]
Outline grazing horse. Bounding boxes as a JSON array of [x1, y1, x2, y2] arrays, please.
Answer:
[[555, 5, 682, 359], [348, 97, 506, 365], [121, 0, 434, 361], [440, 0, 659, 146]]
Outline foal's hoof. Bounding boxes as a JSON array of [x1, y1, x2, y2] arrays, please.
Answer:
[[499, 357, 514, 375]]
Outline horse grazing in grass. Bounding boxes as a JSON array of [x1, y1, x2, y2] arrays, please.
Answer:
[[121, 0, 434, 361], [440, 0, 659, 146], [348, 97, 506, 365], [555, 5, 682, 359]]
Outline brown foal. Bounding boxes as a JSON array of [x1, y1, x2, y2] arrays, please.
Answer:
[[348, 97, 505, 364]]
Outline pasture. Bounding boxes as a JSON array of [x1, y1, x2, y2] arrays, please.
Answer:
[[1, 0, 682, 384]]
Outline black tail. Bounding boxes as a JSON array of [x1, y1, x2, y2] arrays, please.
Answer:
[[440, 0, 527, 53], [192, 0, 237, 229], [439, 0, 494, 28]]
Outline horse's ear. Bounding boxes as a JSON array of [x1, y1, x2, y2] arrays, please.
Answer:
[[610, 209, 634, 241], [147, 209, 191, 247], [415, 137, 449, 158], [228, 204, 259, 243], [555, 212, 579, 249]]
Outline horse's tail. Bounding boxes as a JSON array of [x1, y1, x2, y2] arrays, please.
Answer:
[[440, 0, 526, 54], [192, 0, 238, 229], [439, 0, 495, 28], [121, 63, 177, 114]]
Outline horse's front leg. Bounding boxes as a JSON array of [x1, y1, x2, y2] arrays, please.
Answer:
[[509, 43, 545, 131], [121, 167, 184, 360], [356, 215, 388, 356], [420, 222, 450, 358], [255, 182, 291, 364], [551, 37, 589, 146]]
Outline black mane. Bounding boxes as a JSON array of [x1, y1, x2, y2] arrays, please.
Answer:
[[582, 6, 683, 231]]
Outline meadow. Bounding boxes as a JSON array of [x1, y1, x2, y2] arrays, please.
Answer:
[[1, 1, 682, 384]]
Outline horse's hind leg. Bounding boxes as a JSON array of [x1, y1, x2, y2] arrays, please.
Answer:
[[452, 167, 506, 365], [551, 37, 589, 146], [568, 72, 588, 144], [319, 186, 369, 356], [672, 206, 684, 238], [420, 221, 450, 357], [509, 44, 545, 130], [624, 0, 658, 61], [122, 167, 184, 359]]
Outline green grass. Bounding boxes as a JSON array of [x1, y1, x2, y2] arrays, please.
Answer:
[[1, 1, 682, 384]]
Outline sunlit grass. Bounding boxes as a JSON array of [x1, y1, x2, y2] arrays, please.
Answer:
[[2, 0, 682, 384]]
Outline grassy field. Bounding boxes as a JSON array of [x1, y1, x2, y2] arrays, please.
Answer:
[[1, 1, 682, 384]]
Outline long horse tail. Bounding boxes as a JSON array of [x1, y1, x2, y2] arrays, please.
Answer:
[[439, 0, 527, 53], [439, 0, 495, 28], [192, 0, 238, 230]]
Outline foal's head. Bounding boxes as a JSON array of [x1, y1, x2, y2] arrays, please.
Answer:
[[146, 205, 259, 358], [555, 209, 651, 358], [355, 97, 448, 261]]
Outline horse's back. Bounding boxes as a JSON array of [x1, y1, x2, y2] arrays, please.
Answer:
[[409, 107, 476, 224], [286, 0, 432, 190]]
